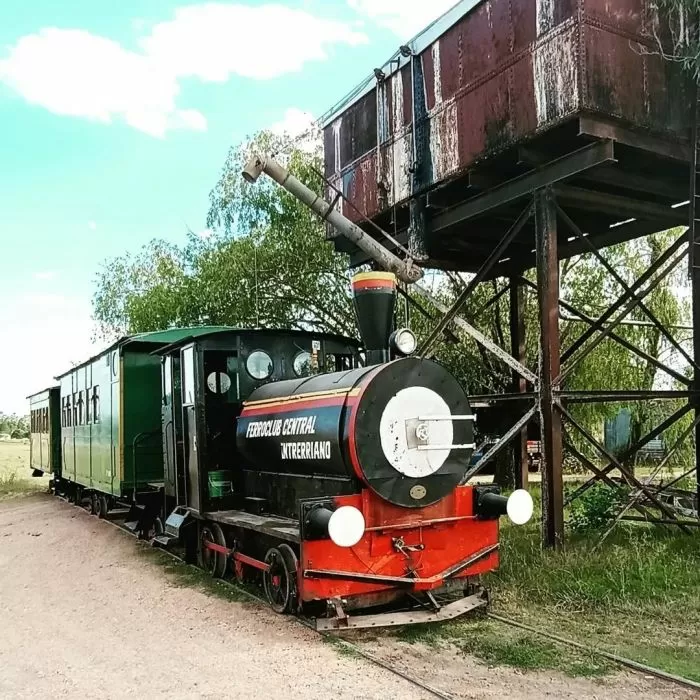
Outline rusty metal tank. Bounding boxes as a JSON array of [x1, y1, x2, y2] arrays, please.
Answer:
[[319, 0, 690, 244]]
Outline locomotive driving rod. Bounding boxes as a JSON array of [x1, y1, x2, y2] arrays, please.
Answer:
[[242, 154, 424, 284]]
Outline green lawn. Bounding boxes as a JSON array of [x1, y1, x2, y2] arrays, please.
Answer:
[[399, 489, 700, 681], [0, 440, 48, 498]]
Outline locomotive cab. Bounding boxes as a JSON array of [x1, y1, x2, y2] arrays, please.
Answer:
[[156, 328, 361, 518]]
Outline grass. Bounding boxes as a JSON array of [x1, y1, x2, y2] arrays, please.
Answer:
[[395, 618, 612, 677], [133, 541, 251, 604], [409, 486, 700, 682], [0, 440, 48, 499]]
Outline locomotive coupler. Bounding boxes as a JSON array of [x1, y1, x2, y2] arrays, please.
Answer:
[[392, 537, 424, 556]]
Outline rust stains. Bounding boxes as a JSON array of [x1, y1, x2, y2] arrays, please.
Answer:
[[322, 0, 689, 225]]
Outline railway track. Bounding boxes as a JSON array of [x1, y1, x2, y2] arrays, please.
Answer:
[[60, 494, 699, 699], [486, 613, 700, 695], [70, 497, 455, 700]]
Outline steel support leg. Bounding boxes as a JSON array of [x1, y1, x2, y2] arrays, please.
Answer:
[[535, 189, 564, 548], [691, 84, 700, 521], [509, 277, 529, 490], [693, 265, 700, 520]]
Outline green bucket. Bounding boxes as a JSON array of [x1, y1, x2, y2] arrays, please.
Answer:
[[208, 470, 233, 498]]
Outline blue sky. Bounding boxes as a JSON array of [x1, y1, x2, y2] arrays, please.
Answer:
[[0, 0, 459, 415]]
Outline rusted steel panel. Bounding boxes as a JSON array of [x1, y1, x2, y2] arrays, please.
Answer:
[[457, 70, 512, 165], [582, 0, 647, 33], [582, 24, 646, 121], [321, 0, 689, 225], [510, 57, 538, 139]]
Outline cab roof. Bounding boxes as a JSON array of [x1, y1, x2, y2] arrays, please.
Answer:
[[53, 326, 236, 379], [54, 325, 360, 378], [151, 326, 361, 356]]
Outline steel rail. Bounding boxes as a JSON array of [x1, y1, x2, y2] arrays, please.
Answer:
[[52, 494, 700, 697], [486, 613, 700, 694], [60, 495, 455, 700]]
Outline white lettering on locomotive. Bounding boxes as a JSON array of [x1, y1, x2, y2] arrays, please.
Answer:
[[245, 419, 283, 438], [280, 441, 331, 460], [246, 415, 317, 439]]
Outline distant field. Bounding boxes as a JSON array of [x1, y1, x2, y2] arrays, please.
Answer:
[[0, 440, 48, 498]]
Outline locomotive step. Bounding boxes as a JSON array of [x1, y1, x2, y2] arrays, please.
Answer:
[[315, 590, 489, 632], [124, 503, 147, 532], [152, 534, 178, 549]]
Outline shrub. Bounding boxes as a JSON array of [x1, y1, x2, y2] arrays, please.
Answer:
[[568, 482, 630, 533]]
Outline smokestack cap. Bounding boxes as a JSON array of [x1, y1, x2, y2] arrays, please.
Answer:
[[351, 272, 397, 360], [351, 271, 397, 293]]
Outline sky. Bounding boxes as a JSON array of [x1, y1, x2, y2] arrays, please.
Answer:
[[0, 0, 461, 416]]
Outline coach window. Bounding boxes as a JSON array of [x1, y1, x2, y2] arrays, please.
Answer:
[[293, 351, 312, 377], [92, 386, 100, 423], [246, 350, 273, 380], [78, 391, 85, 425], [86, 388, 92, 423], [163, 358, 173, 406], [182, 346, 195, 405], [43, 408, 48, 432]]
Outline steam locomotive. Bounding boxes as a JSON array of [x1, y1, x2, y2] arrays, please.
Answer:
[[28, 270, 531, 630]]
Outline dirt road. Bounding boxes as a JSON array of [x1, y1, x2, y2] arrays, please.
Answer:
[[1, 494, 696, 700]]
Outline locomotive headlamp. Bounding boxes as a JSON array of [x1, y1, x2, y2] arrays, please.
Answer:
[[390, 328, 417, 356], [328, 506, 365, 548], [506, 489, 534, 525], [474, 487, 533, 525]]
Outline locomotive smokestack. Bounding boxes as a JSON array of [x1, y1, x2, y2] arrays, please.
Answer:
[[351, 271, 396, 365]]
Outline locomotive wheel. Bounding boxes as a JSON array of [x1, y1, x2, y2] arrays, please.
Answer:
[[151, 517, 164, 537], [263, 547, 295, 614], [95, 495, 109, 519], [140, 516, 163, 541], [198, 524, 228, 578], [198, 525, 217, 575], [210, 523, 228, 578], [277, 544, 299, 614]]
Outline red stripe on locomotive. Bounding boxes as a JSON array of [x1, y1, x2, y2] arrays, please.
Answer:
[[241, 395, 354, 417]]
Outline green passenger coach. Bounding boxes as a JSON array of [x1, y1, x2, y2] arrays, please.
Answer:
[[52, 327, 229, 511], [28, 387, 60, 476]]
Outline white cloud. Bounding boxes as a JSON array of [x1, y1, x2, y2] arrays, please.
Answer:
[[33, 271, 56, 281], [0, 28, 201, 138], [141, 4, 367, 81], [88, 220, 97, 231], [348, 0, 459, 38], [0, 4, 366, 138], [0, 295, 97, 416], [269, 108, 321, 155], [271, 108, 315, 138]]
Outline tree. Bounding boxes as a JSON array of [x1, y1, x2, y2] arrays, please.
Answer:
[[92, 128, 356, 340], [648, 1, 699, 80], [0, 413, 29, 438], [92, 239, 197, 341]]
